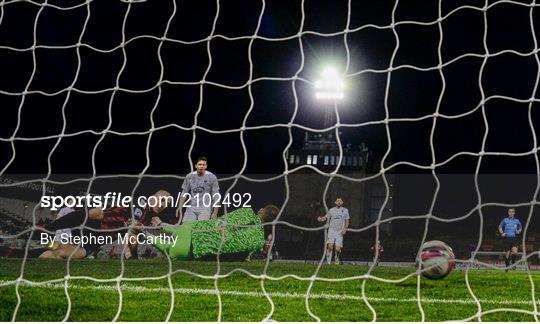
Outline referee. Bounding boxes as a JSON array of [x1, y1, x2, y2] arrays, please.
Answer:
[[498, 208, 523, 272]]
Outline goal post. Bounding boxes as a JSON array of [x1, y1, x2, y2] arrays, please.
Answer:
[[0, 0, 539, 321]]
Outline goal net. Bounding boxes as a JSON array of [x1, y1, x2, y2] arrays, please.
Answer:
[[0, 0, 540, 321]]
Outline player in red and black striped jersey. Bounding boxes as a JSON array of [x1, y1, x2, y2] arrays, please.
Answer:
[[39, 190, 171, 260]]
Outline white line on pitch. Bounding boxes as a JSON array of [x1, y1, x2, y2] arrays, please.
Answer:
[[1, 280, 537, 306]]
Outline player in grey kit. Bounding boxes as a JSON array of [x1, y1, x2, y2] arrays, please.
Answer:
[[318, 197, 350, 265], [176, 157, 220, 222]]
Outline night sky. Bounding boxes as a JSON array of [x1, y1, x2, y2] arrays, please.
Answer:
[[0, 0, 539, 176]]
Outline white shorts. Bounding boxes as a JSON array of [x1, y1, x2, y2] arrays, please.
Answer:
[[326, 229, 344, 247], [54, 229, 72, 243], [183, 207, 212, 222]]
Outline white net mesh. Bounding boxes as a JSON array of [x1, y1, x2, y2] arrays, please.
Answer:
[[1, 0, 540, 321]]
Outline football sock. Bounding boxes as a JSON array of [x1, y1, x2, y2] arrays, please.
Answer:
[[326, 250, 332, 263], [29, 248, 49, 258], [511, 255, 517, 266], [45, 211, 87, 231], [123, 243, 132, 259]]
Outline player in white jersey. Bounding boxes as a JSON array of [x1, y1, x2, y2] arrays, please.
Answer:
[[176, 157, 220, 222], [318, 198, 350, 265]]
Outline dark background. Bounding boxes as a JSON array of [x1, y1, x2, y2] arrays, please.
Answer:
[[0, 0, 539, 175]]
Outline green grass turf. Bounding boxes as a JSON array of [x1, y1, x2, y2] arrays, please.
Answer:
[[0, 258, 539, 321]]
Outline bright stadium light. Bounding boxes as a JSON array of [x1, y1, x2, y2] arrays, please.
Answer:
[[314, 66, 345, 100]]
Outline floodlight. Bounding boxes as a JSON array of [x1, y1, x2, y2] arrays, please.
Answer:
[[314, 66, 345, 101]]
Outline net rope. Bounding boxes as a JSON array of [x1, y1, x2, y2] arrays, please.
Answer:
[[0, 0, 539, 321]]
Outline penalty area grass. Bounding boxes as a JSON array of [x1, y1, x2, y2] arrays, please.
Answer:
[[0, 258, 539, 321]]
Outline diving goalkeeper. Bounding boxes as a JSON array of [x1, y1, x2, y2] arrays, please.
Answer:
[[149, 205, 279, 260]]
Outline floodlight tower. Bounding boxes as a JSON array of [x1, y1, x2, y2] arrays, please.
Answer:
[[314, 66, 345, 140]]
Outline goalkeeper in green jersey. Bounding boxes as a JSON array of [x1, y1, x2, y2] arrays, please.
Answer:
[[149, 205, 279, 260]]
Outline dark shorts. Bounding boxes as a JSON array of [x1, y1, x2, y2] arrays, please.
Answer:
[[504, 237, 520, 250]]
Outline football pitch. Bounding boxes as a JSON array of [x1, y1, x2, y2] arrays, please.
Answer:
[[0, 258, 539, 321]]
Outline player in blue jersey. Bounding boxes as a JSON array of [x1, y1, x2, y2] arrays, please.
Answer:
[[498, 208, 522, 272]]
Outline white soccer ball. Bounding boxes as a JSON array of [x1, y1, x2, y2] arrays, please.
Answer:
[[419, 240, 455, 280]]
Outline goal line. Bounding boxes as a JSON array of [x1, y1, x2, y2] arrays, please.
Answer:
[[1, 280, 537, 306]]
